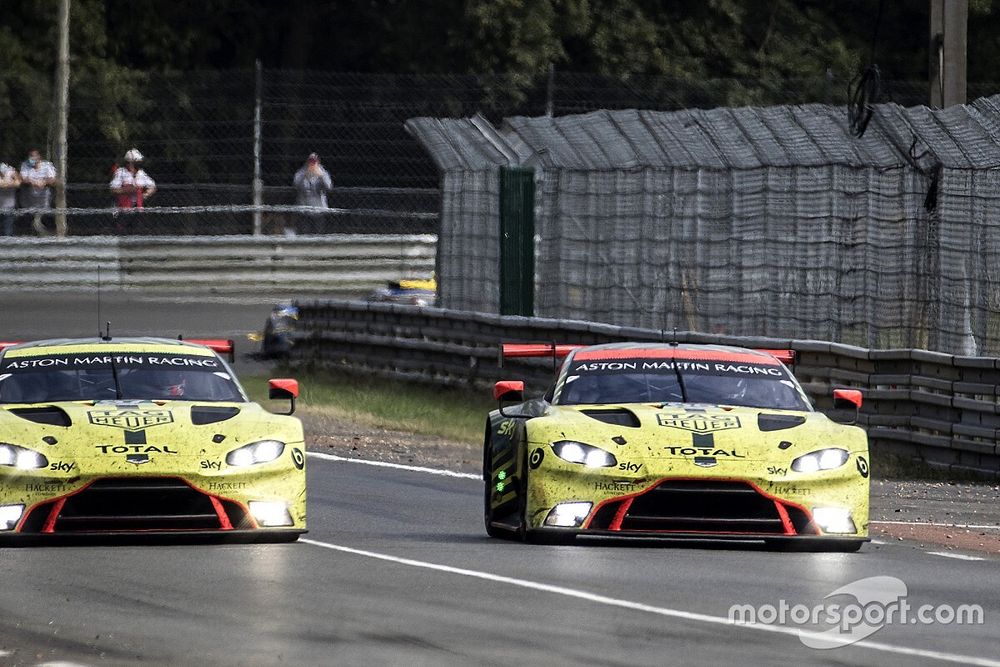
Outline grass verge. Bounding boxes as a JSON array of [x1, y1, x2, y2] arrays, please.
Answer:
[[242, 372, 495, 443]]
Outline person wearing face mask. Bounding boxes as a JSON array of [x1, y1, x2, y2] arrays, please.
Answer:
[[19, 148, 57, 236]]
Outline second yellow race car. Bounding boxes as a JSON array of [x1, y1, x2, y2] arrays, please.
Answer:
[[0, 336, 305, 542], [484, 342, 869, 551]]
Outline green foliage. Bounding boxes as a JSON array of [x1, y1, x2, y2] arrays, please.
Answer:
[[242, 373, 494, 443], [2, 1, 997, 175]]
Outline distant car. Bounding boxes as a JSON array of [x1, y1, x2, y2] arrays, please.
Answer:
[[367, 277, 437, 307], [484, 342, 869, 551], [0, 337, 305, 541]]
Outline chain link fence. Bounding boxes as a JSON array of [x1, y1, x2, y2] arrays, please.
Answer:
[[2, 68, 991, 235], [408, 94, 1000, 356]]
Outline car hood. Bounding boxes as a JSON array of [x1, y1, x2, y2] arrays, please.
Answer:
[[528, 402, 866, 463]]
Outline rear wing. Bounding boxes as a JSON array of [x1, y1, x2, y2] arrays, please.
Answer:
[[754, 349, 796, 365], [498, 343, 795, 367], [183, 338, 236, 363]]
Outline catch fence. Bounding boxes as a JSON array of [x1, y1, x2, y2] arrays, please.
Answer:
[[407, 95, 1000, 356], [2, 68, 990, 234]]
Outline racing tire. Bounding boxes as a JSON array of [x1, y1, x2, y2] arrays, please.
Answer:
[[483, 436, 515, 540]]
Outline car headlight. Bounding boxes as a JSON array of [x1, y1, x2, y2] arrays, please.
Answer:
[[544, 501, 593, 527], [791, 448, 849, 473], [0, 443, 48, 470], [0, 504, 24, 530], [551, 441, 617, 468], [226, 440, 285, 467], [812, 507, 857, 534], [248, 500, 293, 527]]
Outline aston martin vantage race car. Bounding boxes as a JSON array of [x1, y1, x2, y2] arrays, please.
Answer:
[[484, 342, 869, 551], [0, 337, 305, 541]]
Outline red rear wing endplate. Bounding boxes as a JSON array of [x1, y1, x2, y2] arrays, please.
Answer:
[[753, 349, 796, 365], [185, 338, 236, 362], [500, 343, 584, 359]]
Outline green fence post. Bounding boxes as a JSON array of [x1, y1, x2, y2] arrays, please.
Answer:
[[499, 166, 535, 316]]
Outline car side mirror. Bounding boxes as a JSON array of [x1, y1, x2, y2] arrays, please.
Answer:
[[832, 388, 862, 424], [494, 380, 524, 416], [269, 378, 299, 415]]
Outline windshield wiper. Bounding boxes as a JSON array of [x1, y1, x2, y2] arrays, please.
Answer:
[[109, 355, 122, 400], [673, 365, 687, 403]]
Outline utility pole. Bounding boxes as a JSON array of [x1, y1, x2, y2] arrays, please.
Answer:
[[929, 0, 968, 108], [252, 59, 263, 236], [53, 0, 70, 237]]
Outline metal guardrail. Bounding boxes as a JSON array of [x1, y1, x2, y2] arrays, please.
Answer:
[[290, 300, 1000, 478], [0, 235, 437, 295]]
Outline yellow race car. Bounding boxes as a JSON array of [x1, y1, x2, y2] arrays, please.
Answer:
[[485, 343, 869, 551], [0, 337, 305, 541]]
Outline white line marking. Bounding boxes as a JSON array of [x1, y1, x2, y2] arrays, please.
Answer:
[[301, 538, 1000, 667], [927, 551, 987, 562], [872, 521, 1000, 531], [306, 451, 479, 480], [35, 662, 92, 667], [870, 539, 888, 545]]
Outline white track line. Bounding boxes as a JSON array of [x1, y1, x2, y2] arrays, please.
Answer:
[[872, 520, 1000, 531], [306, 451, 479, 480], [927, 551, 986, 562], [301, 537, 1000, 666]]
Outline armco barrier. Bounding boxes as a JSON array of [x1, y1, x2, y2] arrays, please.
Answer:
[[290, 300, 1000, 478], [0, 235, 436, 295]]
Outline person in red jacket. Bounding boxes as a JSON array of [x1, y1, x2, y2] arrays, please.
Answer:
[[110, 148, 156, 209]]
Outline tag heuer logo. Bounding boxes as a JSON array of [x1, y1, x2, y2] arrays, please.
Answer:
[[694, 456, 718, 468], [656, 413, 741, 434], [88, 409, 173, 431], [126, 454, 150, 465]]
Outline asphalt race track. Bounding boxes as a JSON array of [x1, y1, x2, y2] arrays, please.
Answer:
[[0, 295, 998, 666], [0, 456, 997, 666]]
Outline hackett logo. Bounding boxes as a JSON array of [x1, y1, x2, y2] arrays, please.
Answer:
[[88, 409, 173, 431], [656, 412, 741, 434]]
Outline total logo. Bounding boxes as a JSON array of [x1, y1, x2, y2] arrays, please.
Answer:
[[95, 444, 178, 455], [665, 446, 746, 458]]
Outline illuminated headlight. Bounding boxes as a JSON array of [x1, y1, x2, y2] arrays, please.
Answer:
[[0, 504, 23, 530], [226, 440, 285, 467], [544, 501, 593, 527], [551, 441, 617, 468], [812, 507, 857, 534], [0, 443, 48, 470], [248, 501, 293, 527], [791, 448, 849, 473]]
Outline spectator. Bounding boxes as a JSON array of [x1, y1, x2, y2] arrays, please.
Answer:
[[19, 148, 56, 235], [292, 152, 332, 234], [110, 148, 156, 209], [0, 161, 21, 236], [293, 152, 332, 207]]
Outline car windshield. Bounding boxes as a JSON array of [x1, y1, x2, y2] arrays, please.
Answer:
[[556, 354, 809, 410], [0, 352, 246, 403]]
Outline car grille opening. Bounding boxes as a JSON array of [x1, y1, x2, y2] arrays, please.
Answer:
[[20, 477, 249, 533], [589, 480, 817, 535]]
